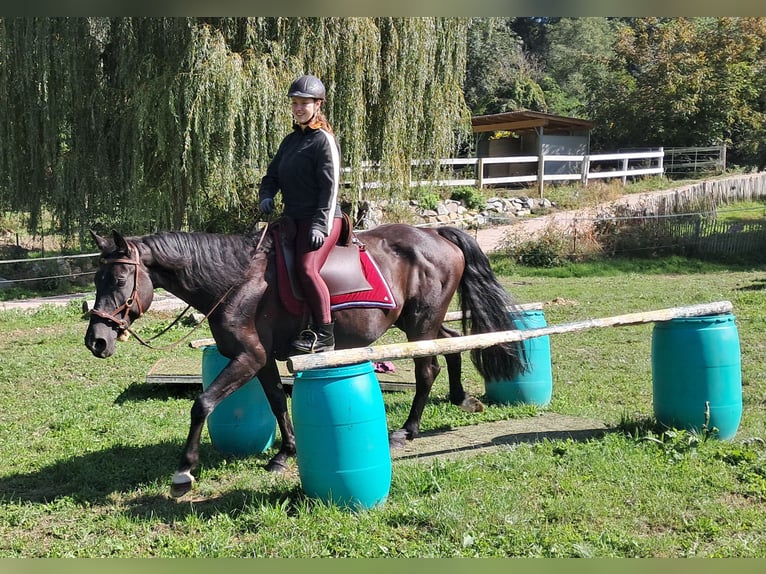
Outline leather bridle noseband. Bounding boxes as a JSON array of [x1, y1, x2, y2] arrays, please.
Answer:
[[89, 250, 145, 332]]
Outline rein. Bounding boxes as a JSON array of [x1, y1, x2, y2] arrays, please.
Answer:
[[127, 286, 232, 351]]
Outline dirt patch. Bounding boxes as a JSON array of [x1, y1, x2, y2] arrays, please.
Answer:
[[470, 184, 707, 253], [390, 413, 608, 464]]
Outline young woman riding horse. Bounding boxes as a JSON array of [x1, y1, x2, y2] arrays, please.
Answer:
[[259, 74, 341, 354]]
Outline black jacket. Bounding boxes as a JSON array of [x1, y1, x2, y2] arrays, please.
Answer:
[[259, 124, 342, 235]]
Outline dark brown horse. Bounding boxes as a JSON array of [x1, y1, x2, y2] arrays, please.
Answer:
[[84, 223, 527, 497]]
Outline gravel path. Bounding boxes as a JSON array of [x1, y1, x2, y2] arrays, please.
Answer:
[[0, 290, 187, 312]]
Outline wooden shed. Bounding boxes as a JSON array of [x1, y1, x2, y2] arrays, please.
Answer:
[[472, 111, 595, 181]]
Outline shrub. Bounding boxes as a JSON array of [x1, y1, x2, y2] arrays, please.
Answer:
[[450, 186, 485, 210], [503, 227, 570, 268], [413, 189, 441, 211]]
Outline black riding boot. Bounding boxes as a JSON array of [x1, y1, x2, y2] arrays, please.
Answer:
[[292, 322, 335, 354]]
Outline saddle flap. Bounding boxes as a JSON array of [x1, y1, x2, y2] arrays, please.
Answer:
[[277, 226, 372, 300], [321, 243, 373, 295]]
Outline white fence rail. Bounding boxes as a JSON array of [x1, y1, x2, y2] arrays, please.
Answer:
[[345, 148, 665, 197]]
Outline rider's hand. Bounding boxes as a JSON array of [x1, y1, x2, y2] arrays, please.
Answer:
[[259, 198, 275, 215], [309, 228, 325, 250]]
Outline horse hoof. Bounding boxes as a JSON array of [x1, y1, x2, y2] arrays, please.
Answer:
[[169, 480, 193, 498], [169, 470, 195, 498], [461, 396, 484, 413], [265, 459, 289, 473], [389, 429, 409, 450]]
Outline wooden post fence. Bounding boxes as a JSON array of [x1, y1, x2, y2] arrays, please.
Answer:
[[287, 301, 733, 373]]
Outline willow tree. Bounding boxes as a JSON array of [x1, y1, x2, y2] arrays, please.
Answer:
[[0, 17, 110, 245], [0, 17, 470, 244]]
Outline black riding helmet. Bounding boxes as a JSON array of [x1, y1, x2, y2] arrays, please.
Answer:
[[288, 74, 326, 100]]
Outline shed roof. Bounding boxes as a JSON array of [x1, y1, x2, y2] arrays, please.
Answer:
[[471, 111, 594, 135]]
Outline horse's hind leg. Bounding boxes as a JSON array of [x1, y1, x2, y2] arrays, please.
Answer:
[[441, 324, 484, 413]]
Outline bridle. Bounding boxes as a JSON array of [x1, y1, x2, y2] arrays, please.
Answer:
[[89, 246, 199, 349], [89, 249, 146, 332]]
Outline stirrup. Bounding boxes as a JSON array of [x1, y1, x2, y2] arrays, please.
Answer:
[[291, 327, 335, 354], [292, 328, 319, 353]]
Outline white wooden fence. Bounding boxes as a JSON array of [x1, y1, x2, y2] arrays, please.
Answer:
[[344, 148, 665, 197]]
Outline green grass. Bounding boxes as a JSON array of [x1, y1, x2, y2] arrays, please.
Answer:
[[1, 259, 766, 557], [716, 201, 766, 224], [488, 253, 751, 278]]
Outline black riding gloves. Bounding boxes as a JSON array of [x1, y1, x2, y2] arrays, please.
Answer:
[[259, 198, 275, 215], [309, 228, 325, 250]]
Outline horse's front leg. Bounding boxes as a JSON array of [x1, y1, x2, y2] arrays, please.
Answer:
[[255, 357, 296, 472], [170, 356, 259, 498], [389, 355, 440, 449]]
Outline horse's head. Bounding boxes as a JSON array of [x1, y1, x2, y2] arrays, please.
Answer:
[[84, 230, 155, 358]]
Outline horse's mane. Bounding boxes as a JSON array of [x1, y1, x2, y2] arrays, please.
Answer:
[[138, 231, 264, 293]]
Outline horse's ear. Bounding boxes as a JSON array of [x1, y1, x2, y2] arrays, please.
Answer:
[[90, 230, 110, 253], [111, 229, 129, 255]]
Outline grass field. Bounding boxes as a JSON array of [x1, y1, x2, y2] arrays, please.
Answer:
[[1, 256, 766, 557]]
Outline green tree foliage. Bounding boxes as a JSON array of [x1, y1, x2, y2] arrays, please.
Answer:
[[587, 17, 766, 167], [0, 17, 470, 242], [0, 18, 110, 242], [5, 17, 766, 246], [541, 17, 618, 118], [501, 17, 765, 169]]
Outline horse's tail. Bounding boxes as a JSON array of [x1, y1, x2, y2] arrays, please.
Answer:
[[435, 226, 528, 381]]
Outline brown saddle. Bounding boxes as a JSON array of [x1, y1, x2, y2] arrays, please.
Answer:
[[273, 215, 372, 302]]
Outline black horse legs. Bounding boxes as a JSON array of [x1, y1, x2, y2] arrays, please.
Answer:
[[170, 354, 266, 498], [254, 358, 296, 472], [389, 354, 441, 449]]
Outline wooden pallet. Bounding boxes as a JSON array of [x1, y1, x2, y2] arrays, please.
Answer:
[[145, 356, 416, 392]]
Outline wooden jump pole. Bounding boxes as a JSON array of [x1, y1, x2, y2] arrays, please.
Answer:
[[287, 300, 733, 373], [441, 301, 542, 323], [189, 302, 545, 349]]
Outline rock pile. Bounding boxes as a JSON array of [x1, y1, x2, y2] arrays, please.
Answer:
[[354, 196, 556, 229]]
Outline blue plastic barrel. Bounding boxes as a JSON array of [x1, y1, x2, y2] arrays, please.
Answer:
[[292, 361, 391, 511], [484, 309, 553, 406], [201, 345, 276, 456], [651, 314, 742, 440]]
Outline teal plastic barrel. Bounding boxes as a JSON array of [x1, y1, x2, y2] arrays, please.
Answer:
[[201, 345, 276, 456], [292, 361, 391, 511], [651, 314, 742, 440], [484, 309, 553, 406]]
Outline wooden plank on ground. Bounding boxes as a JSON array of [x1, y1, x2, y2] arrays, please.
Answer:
[[145, 373, 414, 393], [187, 301, 545, 350]]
